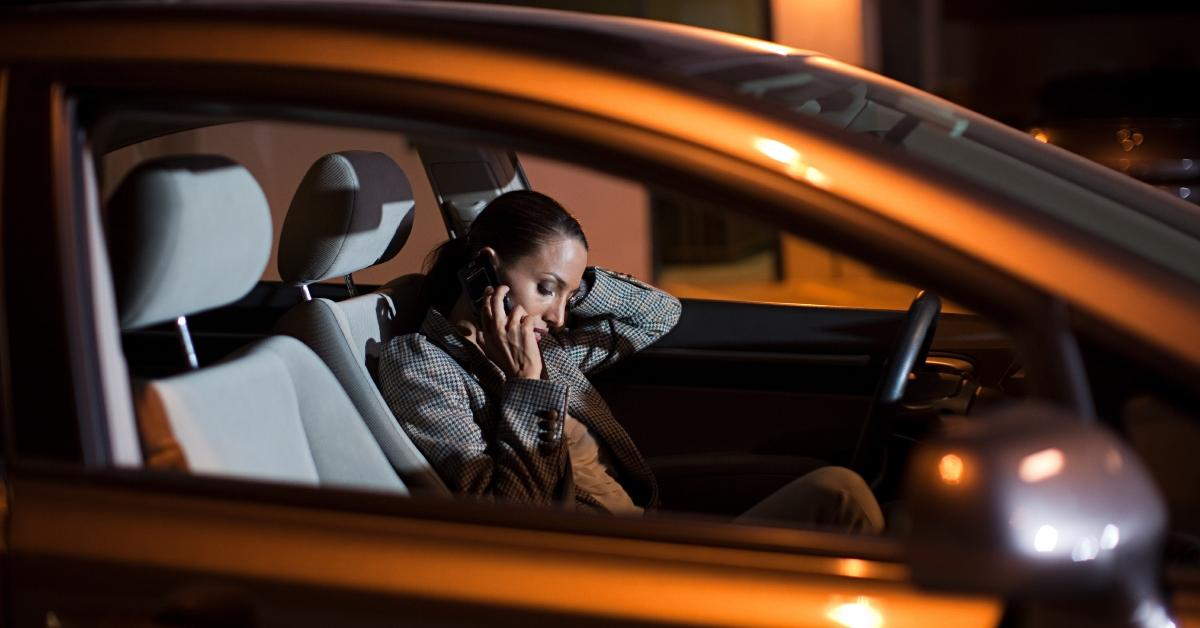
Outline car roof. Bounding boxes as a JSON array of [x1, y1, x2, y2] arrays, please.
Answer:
[[15, 0, 815, 71]]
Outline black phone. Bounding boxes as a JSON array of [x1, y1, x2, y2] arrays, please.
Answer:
[[458, 254, 513, 316]]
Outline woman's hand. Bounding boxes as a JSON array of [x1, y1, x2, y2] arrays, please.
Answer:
[[478, 285, 543, 380]]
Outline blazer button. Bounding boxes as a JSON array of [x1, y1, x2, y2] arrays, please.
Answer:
[[546, 409, 560, 421]]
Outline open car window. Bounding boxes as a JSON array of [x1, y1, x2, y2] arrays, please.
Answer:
[[101, 121, 446, 288], [105, 119, 938, 312], [89, 109, 1027, 540]]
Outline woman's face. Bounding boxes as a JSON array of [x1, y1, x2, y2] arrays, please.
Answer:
[[493, 236, 587, 342]]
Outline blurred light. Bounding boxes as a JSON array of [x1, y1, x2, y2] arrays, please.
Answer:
[[1105, 449, 1123, 474], [1134, 601, 1177, 628], [753, 137, 833, 189], [836, 559, 869, 578], [754, 137, 801, 166], [1118, 158, 1131, 170], [1030, 128, 1049, 143], [1117, 129, 1131, 141], [1019, 448, 1064, 483], [1180, 187, 1192, 200], [938, 453, 964, 485], [745, 39, 793, 56], [1121, 139, 1135, 152], [1101, 524, 1120, 550], [1132, 132, 1144, 146], [827, 597, 883, 628], [1034, 525, 1059, 553], [804, 165, 831, 188], [1072, 537, 1099, 562]]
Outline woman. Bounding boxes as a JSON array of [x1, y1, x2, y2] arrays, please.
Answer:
[[379, 190, 883, 532]]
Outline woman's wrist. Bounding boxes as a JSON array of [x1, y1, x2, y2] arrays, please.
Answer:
[[515, 365, 543, 380]]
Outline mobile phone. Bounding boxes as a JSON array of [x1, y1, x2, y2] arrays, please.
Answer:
[[458, 254, 513, 316]]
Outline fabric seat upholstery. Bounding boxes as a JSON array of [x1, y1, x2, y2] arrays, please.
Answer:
[[275, 151, 448, 494], [108, 155, 407, 494]]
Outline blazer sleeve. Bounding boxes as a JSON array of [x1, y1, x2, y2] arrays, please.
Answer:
[[379, 335, 569, 503], [558, 267, 681, 375]]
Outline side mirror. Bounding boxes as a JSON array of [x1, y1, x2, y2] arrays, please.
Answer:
[[903, 402, 1175, 627]]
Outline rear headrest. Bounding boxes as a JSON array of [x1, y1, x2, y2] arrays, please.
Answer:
[[106, 155, 273, 330], [277, 151, 415, 286]]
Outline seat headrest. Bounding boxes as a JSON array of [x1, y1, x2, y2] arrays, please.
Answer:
[[106, 155, 273, 330], [277, 151, 415, 286]]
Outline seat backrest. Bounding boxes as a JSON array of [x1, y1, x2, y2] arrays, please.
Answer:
[[276, 151, 448, 495], [108, 155, 407, 494]]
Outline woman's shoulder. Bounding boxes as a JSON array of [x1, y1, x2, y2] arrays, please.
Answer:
[[382, 330, 447, 366], [378, 330, 473, 393]]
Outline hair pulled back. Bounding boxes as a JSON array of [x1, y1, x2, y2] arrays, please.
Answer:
[[420, 190, 588, 315]]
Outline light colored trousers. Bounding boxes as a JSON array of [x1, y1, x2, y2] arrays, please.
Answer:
[[735, 466, 885, 534]]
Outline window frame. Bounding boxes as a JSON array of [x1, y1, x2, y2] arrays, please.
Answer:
[[7, 56, 1081, 556]]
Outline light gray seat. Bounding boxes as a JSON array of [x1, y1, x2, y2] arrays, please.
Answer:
[[108, 154, 407, 494], [275, 151, 448, 495]]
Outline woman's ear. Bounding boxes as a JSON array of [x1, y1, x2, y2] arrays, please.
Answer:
[[480, 246, 501, 268]]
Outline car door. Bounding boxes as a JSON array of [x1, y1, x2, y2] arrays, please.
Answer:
[[0, 26, 1012, 627], [25, 8, 1195, 626]]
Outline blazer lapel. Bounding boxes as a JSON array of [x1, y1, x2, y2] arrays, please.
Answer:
[[420, 309, 506, 397]]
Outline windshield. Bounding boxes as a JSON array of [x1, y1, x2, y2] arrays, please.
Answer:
[[679, 53, 1200, 284]]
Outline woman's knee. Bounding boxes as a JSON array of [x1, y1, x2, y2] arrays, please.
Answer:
[[800, 466, 885, 534], [737, 465, 885, 534]]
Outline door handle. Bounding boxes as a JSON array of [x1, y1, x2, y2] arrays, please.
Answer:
[[901, 356, 977, 414]]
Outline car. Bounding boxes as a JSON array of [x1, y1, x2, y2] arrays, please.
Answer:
[[1, 2, 1199, 627]]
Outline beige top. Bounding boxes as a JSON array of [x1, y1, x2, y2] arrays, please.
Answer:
[[564, 414, 643, 515]]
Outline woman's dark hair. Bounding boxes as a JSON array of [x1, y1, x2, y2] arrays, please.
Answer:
[[420, 190, 588, 315]]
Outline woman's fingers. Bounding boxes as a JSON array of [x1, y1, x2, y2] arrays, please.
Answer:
[[491, 285, 511, 326], [476, 286, 542, 379], [506, 303, 527, 336], [520, 313, 539, 349], [480, 286, 495, 325]]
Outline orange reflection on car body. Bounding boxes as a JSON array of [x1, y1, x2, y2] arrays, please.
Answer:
[[939, 453, 965, 485], [752, 136, 835, 189], [827, 596, 883, 628]]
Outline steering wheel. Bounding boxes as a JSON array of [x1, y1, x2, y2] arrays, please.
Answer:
[[851, 290, 942, 475]]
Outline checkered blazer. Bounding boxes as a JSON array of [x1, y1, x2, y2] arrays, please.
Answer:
[[378, 267, 681, 511]]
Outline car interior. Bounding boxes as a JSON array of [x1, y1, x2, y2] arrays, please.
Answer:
[[57, 89, 1199, 578], [81, 106, 1048, 536]]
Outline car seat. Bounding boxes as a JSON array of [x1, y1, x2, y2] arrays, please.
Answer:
[[273, 151, 448, 495], [107, 155, 408, 493]]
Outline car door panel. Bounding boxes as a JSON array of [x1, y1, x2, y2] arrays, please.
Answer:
[[592, 299, 1020, 514], [9, 473, 998, 628]]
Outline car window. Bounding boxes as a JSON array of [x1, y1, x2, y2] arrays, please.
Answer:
[[107, 121, 936, 312], [89, 110, 1026, 537], [102, 120, 447, 287], [522, 153, 941, 311]]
